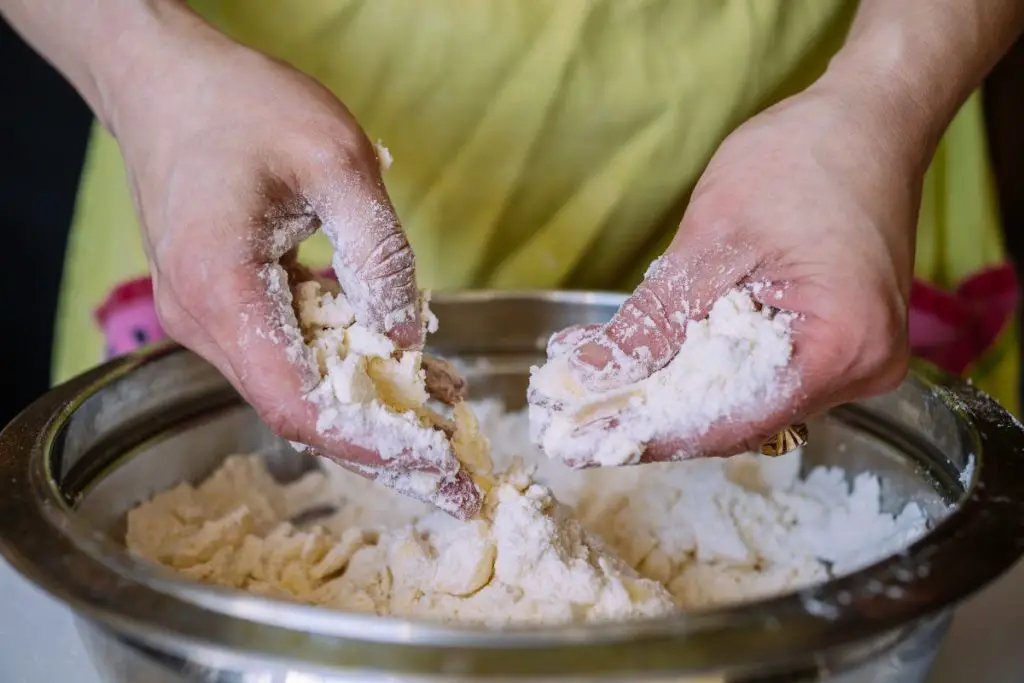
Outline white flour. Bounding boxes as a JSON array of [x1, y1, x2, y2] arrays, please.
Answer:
[[529, 289, 797, 467], [125, 402, 928, 624], [179, 234, 928, 627], [295, 280, 491, 518], [373, 140, 394, 171]]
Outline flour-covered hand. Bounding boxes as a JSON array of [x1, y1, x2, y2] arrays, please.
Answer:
[[98, 7, 478, 514], [532, 82, 928, 466]]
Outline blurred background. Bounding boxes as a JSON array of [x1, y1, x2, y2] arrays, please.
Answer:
[[1, 20, 91, 426], [0, 18, 1021, 429]]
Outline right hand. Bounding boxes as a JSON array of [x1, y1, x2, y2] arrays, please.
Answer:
[[531, 83, 921, 468], [103, 8, 480, 516]]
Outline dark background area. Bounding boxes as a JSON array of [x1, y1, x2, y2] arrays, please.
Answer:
[[0, 20, 92, 426], [985, 37, 1024, 269], [0, 19, 1020, 429]]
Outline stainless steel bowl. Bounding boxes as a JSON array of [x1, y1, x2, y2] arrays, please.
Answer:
[[2, 291, 1024, 683]]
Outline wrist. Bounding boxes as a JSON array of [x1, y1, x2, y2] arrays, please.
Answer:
[[88, 1, 226, 137], [792, 61, 929, 263], [814, 32, 968, 172]]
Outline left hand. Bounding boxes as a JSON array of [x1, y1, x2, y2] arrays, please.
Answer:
[[532, 80, 930, 466], [101, 15, 481, 516]]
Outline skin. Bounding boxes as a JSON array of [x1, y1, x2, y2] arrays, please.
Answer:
[[1, 0, 475, 515], [2, 0, 1023, 493], [555, 1, 1024, 463]]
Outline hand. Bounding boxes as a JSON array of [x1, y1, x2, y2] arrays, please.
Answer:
[[106, 15, 479, 515], [538, 81, 925, 465]]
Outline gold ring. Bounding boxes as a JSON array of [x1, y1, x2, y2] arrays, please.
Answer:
[[760, 423, 808, 457]]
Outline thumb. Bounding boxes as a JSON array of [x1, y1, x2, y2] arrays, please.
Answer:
[[310, 144, 423, 350], [569, 243, 758, 391]]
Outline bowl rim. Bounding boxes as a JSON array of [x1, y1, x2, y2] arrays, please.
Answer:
[[2, 290, 1024, 677]]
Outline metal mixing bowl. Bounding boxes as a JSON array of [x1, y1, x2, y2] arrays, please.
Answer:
[[2, 292, 1024, 683]]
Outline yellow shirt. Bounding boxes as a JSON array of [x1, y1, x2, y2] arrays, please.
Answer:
[[55, 0, 1017, 411]]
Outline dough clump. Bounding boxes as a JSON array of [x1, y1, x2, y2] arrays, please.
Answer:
[[126, 283, 928, 625], [126, 404, 929, 625], [529, 288, 795, 466], [295, 280, 492, 517]]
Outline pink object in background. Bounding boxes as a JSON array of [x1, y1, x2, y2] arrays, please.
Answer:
[[93, 276, 168, 359], [908, 264, 1019, 375], [91, 270, 337, 361]]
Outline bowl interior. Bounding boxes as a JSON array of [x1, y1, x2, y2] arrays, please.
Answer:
[[65, 293, 964, 556], [10, 291, 1012, 680], [73, 399, 957, 545]]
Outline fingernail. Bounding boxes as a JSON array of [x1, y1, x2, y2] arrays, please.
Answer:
[[571, 342, 613, 371], [569, 341, 632, 392], [387, 320, 423, 350]]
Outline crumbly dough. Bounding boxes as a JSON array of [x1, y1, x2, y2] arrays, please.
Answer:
[[125, 403, 929, 625], [295, 280, 493, 514], [529, 289, 795, 467], [127, 280, 928, 626], [126, 449, 675, 625]]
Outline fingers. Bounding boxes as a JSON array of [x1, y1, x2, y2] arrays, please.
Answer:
[[639, 387, 802, 463], [250, 183, 322, 263], [531, 240, 799, 466], [546, 324, 601, 358], [307, 144, 423, 350], [278, 249, 319, 283], [166, 258, 480, 518], [568, 243, 760, 392], [314, 447, 482, 521], [151, 275, 245, 392], [609, 304, 907, 465], [568, 256, 690, 391], [200, 260, 324, 437], [306, 419, 481, 519]]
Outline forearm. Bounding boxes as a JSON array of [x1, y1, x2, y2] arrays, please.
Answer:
[[820, 0, 1024, 164], [0, 0, 210, 132]]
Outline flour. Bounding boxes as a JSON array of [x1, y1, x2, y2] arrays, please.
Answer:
[[294, 279, 491, 519], [253, 263, 321, 391], [374, 140, 394, 171], [529, 289, 796, 467], [125, 401, 929, 625], [126, 446, 676, 625], [206, 236, 928, 627]]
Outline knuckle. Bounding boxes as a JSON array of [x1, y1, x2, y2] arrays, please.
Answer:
[[868, 341, 910, 394], [626, 282, 674, 329], [351, 233, 418, 327], [607, 283, 682, 371], [361, 232, 415, 285], [331, 132, 373, 164], [314, 134, 378, 182]]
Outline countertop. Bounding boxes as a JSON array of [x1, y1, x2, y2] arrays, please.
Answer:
[[1, 556, 1022, 682]]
